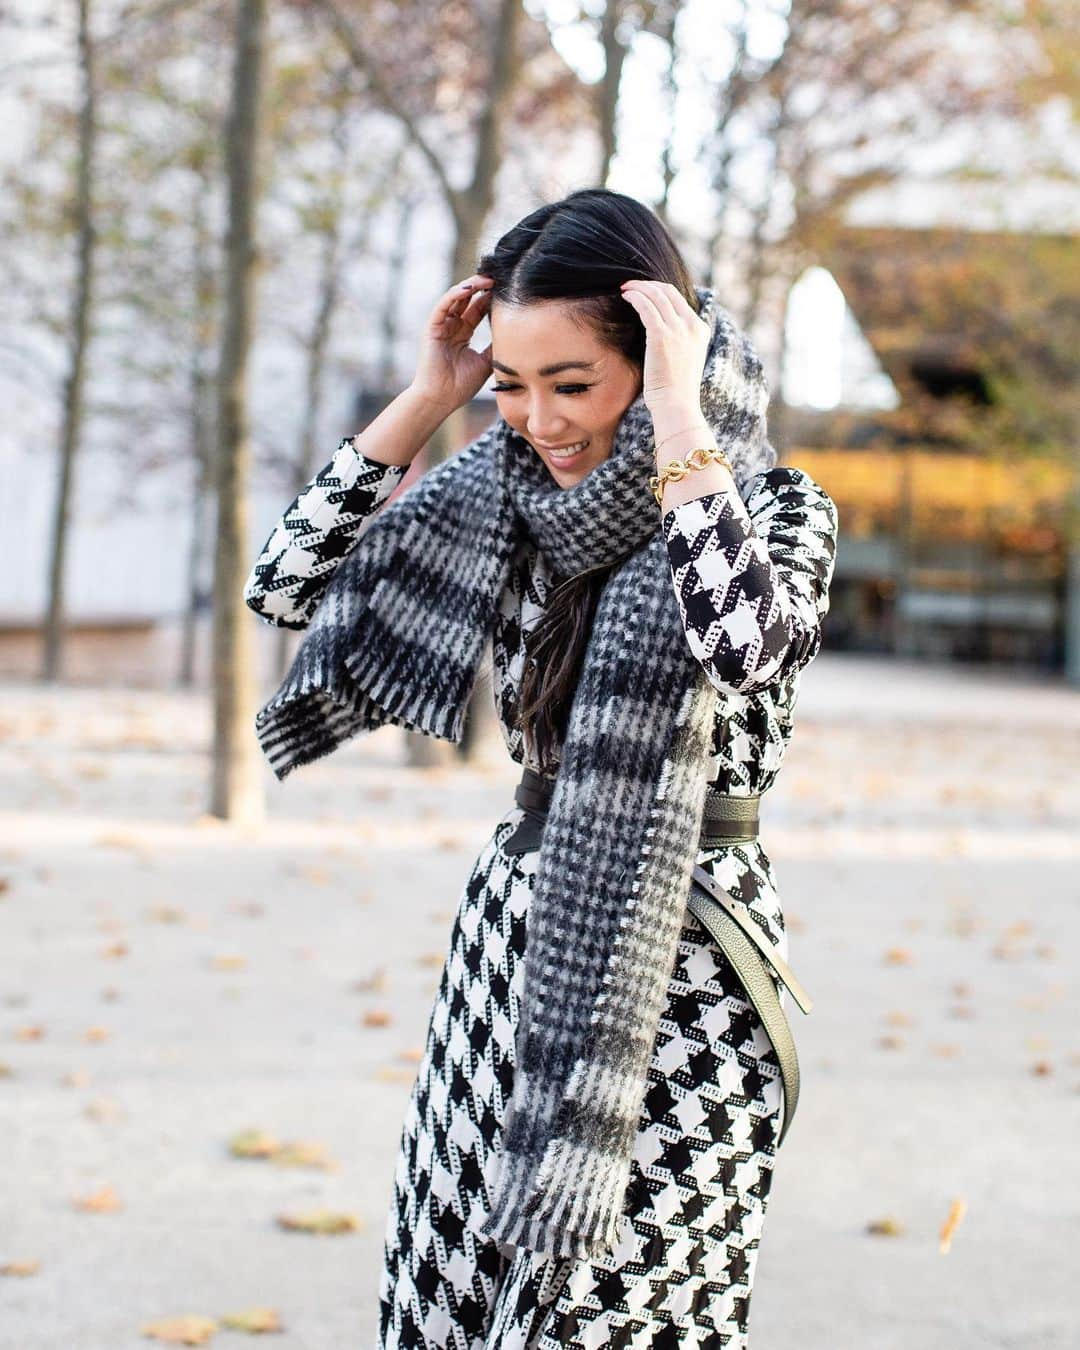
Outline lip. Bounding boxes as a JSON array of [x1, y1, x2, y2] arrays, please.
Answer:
[[537, 439, 590, 453]]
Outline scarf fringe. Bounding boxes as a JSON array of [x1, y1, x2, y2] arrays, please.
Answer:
[[472, 1141, 630, 1260]]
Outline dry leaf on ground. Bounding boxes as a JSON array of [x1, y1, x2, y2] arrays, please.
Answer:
[[866, 1216, 905, 1236], [276, 1208, 361, 1235], [0, 1259, 40, 1276], [272, 1140, 336, 1171], [140, 1314, 218, 1344], [211, 955, 248, 972], [220, 1306, 283, 1333], [375, 1065, 416, 1084], [939, 1197, 967, 1253], [73, 1183, 122, 1212], [228, 1129, 282, 1160], [362, 1009, 393, 1028], [352, 968, 387, 993]]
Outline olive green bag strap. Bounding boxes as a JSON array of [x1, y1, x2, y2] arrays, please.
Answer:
[[687, 864, 813, 1150]]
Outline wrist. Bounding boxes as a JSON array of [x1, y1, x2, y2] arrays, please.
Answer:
[[404, 383, 458, 422], [648, 395, 707, 438]]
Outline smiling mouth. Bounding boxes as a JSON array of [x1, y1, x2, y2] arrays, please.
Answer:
[[537, 438, 590, 462]]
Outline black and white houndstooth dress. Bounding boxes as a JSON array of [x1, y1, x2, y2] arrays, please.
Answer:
[[244, 436, 839, 1349]]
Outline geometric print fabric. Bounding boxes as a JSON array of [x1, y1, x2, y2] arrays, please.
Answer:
[[375, 802, 789, 1350]]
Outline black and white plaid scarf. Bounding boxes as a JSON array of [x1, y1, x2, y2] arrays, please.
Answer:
[[254, 287, 777, 1259]]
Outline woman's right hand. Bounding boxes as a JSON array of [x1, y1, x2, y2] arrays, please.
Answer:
[[408, 274, 495, 415]]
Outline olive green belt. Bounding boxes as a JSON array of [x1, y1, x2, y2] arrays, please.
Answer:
[[503, 765, 813, 1149]]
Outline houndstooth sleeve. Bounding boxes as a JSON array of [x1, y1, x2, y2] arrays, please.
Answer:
[[661, 466, 839, 694], [243, 438, 408, 629]]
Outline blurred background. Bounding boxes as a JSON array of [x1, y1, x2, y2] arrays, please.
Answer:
[[1, 2, 1077, 1348]]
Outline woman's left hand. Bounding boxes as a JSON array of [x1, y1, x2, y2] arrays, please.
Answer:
[[619, 279, 711, 416]]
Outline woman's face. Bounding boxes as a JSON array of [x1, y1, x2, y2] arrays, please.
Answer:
[[488, 299, 642, 488]]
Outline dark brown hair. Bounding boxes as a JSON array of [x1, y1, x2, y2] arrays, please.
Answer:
[[475, 188, 699, 775]]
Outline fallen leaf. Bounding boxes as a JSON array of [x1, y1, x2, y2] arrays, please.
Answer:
[[0, 1259, 39, 1276], [930, 1043, 960, 1058], [94, 832, 144, 853], [362, 1009, 393, 1028], [883, 947, 913, 965], [15, 1025, 45, 1041], [211, 955, 248, 972], [0, 1063, 11, 1078], [374, 1066, 416, 1084], [883, 1011, 914, 1027], [228, 1130, 282, 1160], [1032, 1060, 1053, 1076], [60, 1069, 91, 1088], [877, 1034, 905, 1051], [140, 1314, 218, 1344], [220, 1306, 283, 1333], [399, 1047, 425, 1063], [866, 1216, 905, 1236], [149, 905, 187, 924], [276, 1208, 361, 1235], [416, 953, 444, 969], [101, 941, 129, 959], [73, 1183, 122, 1213], [948, 1005, 976, 1020], [272, 1141, 336, 1171], [352, 968, 387, 993], [939, 1197, 967, 1253], [84, 1026, 110, 1043]]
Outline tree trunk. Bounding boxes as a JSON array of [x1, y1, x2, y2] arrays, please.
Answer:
[[597, 0, 628, 187], [209, 0, 267, 822], [42, 0, 96, 683], [180, 155, 216, 689]]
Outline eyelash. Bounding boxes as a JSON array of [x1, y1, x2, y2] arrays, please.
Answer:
[[491, 382, 593, 396]]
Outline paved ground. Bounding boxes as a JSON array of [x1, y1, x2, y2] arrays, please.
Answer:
[[1, 652, 1078, 1349]]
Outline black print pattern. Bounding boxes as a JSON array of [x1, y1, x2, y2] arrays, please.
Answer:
[[376, 804, 789, 1350], [243, 436, 407, 629], [243, 437, 839, 1348]]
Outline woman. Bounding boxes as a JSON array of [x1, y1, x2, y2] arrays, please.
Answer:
[[244, 187, 838, 1350]]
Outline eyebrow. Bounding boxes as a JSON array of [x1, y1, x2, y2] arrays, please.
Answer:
[[490, 359, 598, 377]]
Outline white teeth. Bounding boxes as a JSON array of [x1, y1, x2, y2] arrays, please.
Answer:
[[548, 440, 588, 458]]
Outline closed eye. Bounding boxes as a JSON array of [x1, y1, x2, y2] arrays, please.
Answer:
[[492, 382, 593, 396]]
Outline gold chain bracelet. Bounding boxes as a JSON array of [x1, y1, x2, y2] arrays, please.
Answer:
[[649, 445, 734, 507]]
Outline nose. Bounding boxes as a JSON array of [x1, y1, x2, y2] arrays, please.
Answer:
[[525, 399, 569, 446]]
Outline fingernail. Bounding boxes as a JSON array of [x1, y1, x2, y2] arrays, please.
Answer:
[[460, 280, 474, 289]]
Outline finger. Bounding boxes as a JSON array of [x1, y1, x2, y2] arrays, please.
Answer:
[[621, 287, 665, 327], [451, 287, 493, 336], [625, 279, 680, 325], [434, 275, 493, 320]]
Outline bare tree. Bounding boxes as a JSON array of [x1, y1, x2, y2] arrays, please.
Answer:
[[41, 0, 96, 682], [210, 0, 268, 821]]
